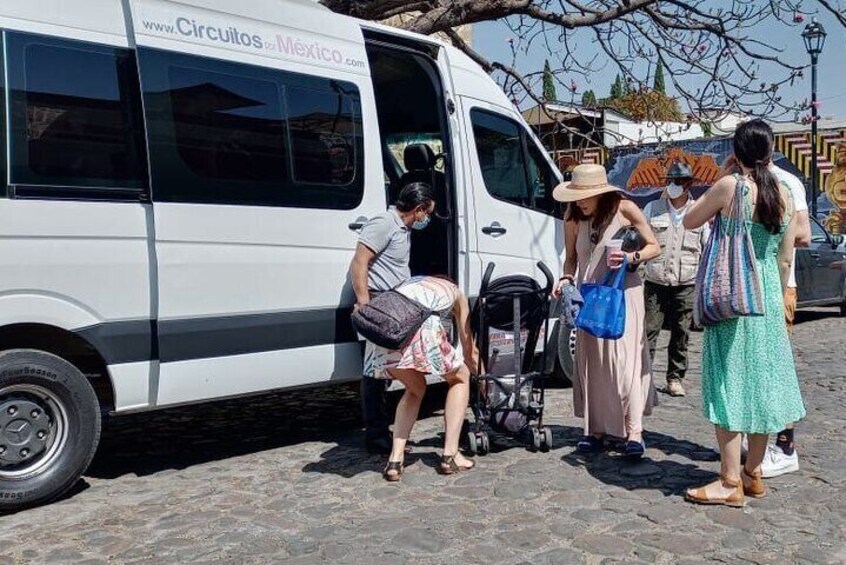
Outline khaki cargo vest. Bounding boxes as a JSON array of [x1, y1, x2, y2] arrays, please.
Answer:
[[644, 198, 707, 286]]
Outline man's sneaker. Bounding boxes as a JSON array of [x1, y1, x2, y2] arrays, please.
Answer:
[[760, 444, 799, 478], [714, 435, 748, 457], [666, 379, 686, 397]]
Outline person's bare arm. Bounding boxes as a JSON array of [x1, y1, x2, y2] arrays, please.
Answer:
[[684, 175, 735, 229], [617, 200, 661, 266], [778, 189, 799, 292], [453, 291, 481, 372], [350, 243, 376, 309], [779, 212, 798, 293], [793, 209, 811, 248], [553, 218, 580, 297]]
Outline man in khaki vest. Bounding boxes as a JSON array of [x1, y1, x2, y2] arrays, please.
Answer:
[[643, 162, 710, 397]]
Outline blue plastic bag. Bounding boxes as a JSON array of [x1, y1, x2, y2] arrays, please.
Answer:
[[575, 258, 627, 340]]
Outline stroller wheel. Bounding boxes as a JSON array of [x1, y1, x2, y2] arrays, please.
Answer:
[[467, 431, 478, 455], [530, 427, 542, 452], [479, 432, 490, 455], [542, 427, 553, 452]]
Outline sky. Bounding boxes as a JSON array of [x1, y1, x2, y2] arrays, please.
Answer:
[[473, 7, 846, 122]]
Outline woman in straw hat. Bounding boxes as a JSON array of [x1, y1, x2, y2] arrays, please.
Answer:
[[553, 164, 661, 458]]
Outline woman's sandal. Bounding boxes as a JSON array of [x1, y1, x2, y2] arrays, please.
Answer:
[[685, 475, 746, 508], [439, 454, 476, 475], [742, 467, 767, 499], [383, 461, 403, 482]]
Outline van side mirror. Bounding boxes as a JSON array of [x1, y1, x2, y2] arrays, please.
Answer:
[[832, 234, 844, 249]]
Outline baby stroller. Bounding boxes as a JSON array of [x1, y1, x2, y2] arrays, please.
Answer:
[[467, 261, 555, 455]]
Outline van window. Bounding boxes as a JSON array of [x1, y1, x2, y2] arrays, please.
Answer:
[[287, 85, 358, 186], [471, 110, 530, 207], [527, 142, 556, 214], [5, 32, 147, 194], [138, 49, 363, 209], [470, 109, 557, 216]]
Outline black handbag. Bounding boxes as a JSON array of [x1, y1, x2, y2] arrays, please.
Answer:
[[612, 226, 646, 272], [351, 290, 433, 350]]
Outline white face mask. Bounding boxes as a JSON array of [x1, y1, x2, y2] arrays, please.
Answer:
[[666, 182, 685, 199]]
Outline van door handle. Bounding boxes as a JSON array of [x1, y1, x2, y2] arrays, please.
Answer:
[[809, 253, 820, 259], [348, 216, 369, 232], [482, 223, 507, 236]]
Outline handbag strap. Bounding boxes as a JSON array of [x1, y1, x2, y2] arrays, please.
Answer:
[[600, 255, 629, 289], [731, 174, 753, 227]]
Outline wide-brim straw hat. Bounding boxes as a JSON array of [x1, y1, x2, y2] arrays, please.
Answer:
[[552, 164, 622, 202]]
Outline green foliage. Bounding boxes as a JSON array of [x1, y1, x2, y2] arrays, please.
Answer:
[[610, 74, 623, 100], [581, 89, 597, 107], [653, 64, 666, 95], [700, 121, 714, 138], [542, 59, 557, 102], [608, 89, 685, 122]]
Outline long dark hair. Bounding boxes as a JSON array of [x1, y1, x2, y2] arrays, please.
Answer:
[[395, 182, 435, 213], [733, 119, 784, 234], [565, 192, 623, 231]]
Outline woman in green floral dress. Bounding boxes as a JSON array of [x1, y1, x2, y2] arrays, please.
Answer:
[[681, 120, 806, 507]]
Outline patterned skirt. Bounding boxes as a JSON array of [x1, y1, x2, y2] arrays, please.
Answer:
[[363, 277, 464, 380]]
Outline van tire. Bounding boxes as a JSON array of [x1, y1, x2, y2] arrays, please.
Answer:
[[0, 350, 101, 512], [549, 322, 573, 386]]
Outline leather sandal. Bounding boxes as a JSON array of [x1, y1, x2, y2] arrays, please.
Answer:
[[383, 461, 403, 482], [742, 467, 766, 499], [439, 454, 475, 475], [685, 476, 746, 508]]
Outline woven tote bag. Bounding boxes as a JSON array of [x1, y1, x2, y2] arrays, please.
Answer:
[[693, 175, 766, 326]]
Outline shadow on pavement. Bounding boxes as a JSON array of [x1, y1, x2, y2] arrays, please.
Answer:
[[87, 382, 363, 479], [561, 448, 717, 497], [556, 430, 720, 497], [87, 381, 446, 480]]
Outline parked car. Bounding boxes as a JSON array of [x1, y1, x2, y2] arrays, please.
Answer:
[[796, 217, 846, 315]]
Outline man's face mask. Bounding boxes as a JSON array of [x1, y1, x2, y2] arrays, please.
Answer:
[[412, 210, 431, 230], [666, 182, 686, 199]]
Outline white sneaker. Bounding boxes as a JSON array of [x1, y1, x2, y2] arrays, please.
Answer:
[[713, 435, 749, 457], [760, 444, 799, 478]]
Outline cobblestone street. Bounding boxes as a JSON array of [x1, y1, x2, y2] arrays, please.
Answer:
[[1, 308, 845, 564]]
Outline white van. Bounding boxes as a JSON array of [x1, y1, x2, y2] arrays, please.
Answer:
[[0, 0, 564, 509]]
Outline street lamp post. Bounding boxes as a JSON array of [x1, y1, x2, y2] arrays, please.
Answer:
[[802, 17, 827, 218]]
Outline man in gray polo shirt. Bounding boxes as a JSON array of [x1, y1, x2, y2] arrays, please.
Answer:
[[348, 182, 435, 453]]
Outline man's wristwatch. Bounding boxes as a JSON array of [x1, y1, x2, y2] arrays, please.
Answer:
[[632, 251, 642, 264]]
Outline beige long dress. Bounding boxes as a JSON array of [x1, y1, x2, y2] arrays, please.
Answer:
[[573, 211, 656, 438]]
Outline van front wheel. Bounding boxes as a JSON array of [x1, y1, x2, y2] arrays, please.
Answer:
[[0, 350, 101, 511]]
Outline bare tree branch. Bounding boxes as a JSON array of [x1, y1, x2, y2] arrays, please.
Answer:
[[320, 0, 846, 125]]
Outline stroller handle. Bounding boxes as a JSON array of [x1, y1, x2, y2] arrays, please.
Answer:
[[537, 261, 554, 292], [482, 261, 554, 293], [481, 262, 496, 292]]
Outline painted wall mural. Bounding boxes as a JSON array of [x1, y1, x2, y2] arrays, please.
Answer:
[[825, 141, 846, 234], [598, 128, 846, 233]]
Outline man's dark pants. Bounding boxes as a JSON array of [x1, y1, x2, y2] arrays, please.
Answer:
[[645, 281, 695, 382], [361, 376, 391, 446]]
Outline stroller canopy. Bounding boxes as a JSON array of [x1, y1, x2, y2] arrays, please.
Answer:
[[478, 274, 548, 331]]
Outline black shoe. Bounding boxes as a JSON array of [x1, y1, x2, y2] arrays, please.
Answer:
[[624, 440, 645, 460], [576, 435, 605, 453]]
